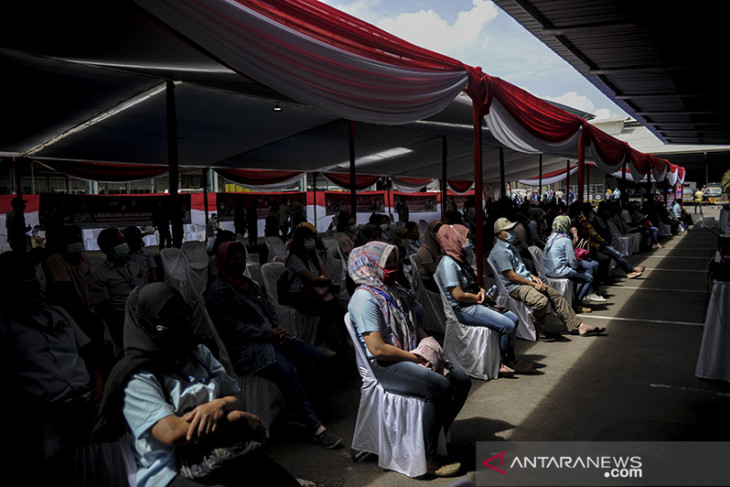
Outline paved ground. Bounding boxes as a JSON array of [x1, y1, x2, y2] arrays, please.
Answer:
[[261, 206, 730, 487]]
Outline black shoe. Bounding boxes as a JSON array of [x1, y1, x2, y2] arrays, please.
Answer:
[[312, 428, 343, 449]]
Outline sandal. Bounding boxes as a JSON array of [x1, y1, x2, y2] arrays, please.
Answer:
[[426, 460, 461, 477], [578, 326, 606, 337]]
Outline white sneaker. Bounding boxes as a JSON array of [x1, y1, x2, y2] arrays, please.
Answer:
[[586, 293, 607, 303]]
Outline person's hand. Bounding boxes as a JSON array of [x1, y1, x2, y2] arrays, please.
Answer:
[[184, 399, 228, 442], [412, 352, 431, 369], [272, 326, 289, 344], [228, 410, 267, 443], [475, 289, 486, 304]]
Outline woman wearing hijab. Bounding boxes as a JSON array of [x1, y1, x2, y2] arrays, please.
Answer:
[[542, 215, 607, 313], [94, 282, 299, 487], [434, 224, 533, 377], [205, 241, 343, 450], [347, 241, 470, 477], [281, 224, 347, 353], [415, 220, 443, 293]]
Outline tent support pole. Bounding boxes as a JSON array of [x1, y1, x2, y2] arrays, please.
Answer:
[[622, 159, 627, 204], [349, 121, 356, 220], [538, 154, 543, 202], [202, 168, 209, 242], [566, 160, 570, 200], [312, 172, 317, 227], [472, 106, 484, 286], [499, 147, 506, 200], [166, 80, 183, 248], [578, 132, 585, 204], [441, 136, 448, 216]]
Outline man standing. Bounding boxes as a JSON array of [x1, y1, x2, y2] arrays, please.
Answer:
[[488, 217, 605, 340]]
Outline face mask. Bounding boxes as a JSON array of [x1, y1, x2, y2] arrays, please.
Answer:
[[224, 261, 246, 277], [66, 242, 86, 255], [379, 223, 389, 232], [349, 224, 358, 232], [304, 240, 316, 250], [462, 239, 473, 251], [383, 267, 399, 285], [504, 231, 517, 243], [114, 243, 130, 259]]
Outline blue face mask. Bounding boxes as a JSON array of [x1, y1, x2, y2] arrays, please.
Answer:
[[462, 239, 473, 251], [504, 231, 517, 243], [114, 243, 130, 259], [66, 242, 86, 255], [304, 240, 316, 250]]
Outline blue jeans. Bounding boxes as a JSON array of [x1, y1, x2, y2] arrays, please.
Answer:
[[370, 359, 471, 460], [257, 339, 326, 433], [598, 244, 635, 274], [453, 304, 518, 364], [565, 259, 600, 301]]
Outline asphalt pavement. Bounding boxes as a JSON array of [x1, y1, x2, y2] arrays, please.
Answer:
[[262, 205, 730, 487]]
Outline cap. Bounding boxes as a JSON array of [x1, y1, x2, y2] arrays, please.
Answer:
[[494, 217, 517, 234]]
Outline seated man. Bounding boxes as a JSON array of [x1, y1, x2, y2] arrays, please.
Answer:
[[91, 227, 147, 354], [488, 217, 605, 340]]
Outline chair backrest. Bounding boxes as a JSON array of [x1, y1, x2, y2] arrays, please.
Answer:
[[606, 219, 624, 238], [182, 240, 208, 264], [260, 262, 287, 310], [408, 254, 426, 293], [344, 312, 376, 382], [266, 236, 287, 262], [487, 258, 510, 297], [432, 272, 461, 328], [527, 245, 546, 276]]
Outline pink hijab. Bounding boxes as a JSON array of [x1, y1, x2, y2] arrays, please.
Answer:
[[436, 224, 469, 263]]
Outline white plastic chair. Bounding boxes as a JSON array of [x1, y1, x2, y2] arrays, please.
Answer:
[[433, 274, 501, 380], [408, 254, 446, 335], [265, 236, 288, 263], [345, 313, 446, 478], [322, 236, 349, 300], [181, 240, 209, 296], [606, 219, 634, 257], [259, 262, 319, 344], [486, 259, 536, 341], [527, 245, 574, 307]]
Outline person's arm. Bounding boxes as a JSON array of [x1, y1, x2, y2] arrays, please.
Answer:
[[151, 396, 242, 445], [362, 330, 424, 364], [448, 285, 485, 305], [503, 268, 545, 291]]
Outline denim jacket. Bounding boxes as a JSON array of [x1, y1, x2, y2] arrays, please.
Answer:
[[205, 275, 278, 375], [543, 234, 579, 278]]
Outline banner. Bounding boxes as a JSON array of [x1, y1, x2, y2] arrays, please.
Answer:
[[393, 193, 439, 213], [38, 193, 191, 229], [324, 191, 385, 216], [215, 192, 306, 222]]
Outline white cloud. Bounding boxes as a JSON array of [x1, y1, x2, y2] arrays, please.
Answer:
[[376, 1, 498, 56], [324, 1, 498, 57]]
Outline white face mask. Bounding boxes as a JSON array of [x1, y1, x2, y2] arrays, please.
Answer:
[[304, 240, 316, 250], [379, 223, 389, 232]]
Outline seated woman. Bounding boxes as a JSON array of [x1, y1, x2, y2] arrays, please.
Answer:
[[280, 224, 347, 352], [434, 224, 533, 376], [542, 216, 607, 313], [575, 203, 645, 281], [206, 241, 343, 449], [94, 282, 299, 487], [347, 241, 471, 477], [415, 220, 443, 293]]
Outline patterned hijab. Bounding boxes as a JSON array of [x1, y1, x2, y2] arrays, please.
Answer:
[[348, 241, 417, 351], [545, 215, 572, 250]]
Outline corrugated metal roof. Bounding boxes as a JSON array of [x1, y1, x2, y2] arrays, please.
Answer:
[[493, 0, 730, 146]]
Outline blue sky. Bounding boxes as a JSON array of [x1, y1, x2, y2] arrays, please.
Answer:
[[321, 0, 629, 120]]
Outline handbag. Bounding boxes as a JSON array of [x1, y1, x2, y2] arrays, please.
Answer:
[[177, 434, 262, 480], [574, 239, 590, 260]]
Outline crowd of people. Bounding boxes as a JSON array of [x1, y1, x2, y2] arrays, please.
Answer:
[[1, 191, 694, 484]]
